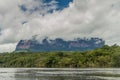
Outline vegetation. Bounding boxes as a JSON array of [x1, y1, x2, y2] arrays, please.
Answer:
[[0, 45, 120, 68]]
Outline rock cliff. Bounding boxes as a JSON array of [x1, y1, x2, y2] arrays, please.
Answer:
[[15, 37, 105, 52]]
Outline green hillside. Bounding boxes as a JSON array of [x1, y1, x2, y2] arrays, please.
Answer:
[[0, 45, 120, 68]]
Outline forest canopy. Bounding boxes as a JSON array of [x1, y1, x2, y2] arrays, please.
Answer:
[[0, 45, 120, 68]]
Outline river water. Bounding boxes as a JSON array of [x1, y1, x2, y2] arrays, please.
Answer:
[[0, 68, 120, 80]]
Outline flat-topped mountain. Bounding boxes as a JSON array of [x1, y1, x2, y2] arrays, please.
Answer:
[[15, 37, 105, 52]]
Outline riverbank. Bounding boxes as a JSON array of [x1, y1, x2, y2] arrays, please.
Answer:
[[0, 45, 120, 68]]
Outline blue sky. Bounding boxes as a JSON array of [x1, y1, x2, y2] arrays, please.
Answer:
[[20, 0, 73, 14], [0, 0, 120, 52], [43, 0, 73, 8]]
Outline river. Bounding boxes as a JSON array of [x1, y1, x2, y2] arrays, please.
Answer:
[[0, 68, 120, 80]]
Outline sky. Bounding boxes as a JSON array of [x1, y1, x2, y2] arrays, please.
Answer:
[[0, 0, 120, 52]]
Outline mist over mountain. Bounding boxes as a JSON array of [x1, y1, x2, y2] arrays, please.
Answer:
[[0, 0, 120, 52], [15, 37, 105, 52]]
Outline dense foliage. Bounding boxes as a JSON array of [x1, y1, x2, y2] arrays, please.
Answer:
[[0, 45, 120, 68]]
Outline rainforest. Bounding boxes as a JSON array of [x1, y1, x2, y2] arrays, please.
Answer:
[[0, 45, 120, 68]]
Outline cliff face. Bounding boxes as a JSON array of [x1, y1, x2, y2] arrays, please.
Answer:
[[15, 37, 105, 52]]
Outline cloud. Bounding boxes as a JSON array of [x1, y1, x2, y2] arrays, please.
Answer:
[[0, 43, 17, 52], [0, 0, 120, 52]]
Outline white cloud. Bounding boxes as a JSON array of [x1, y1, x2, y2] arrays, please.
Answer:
[[0, 0, 120, 52], [0, 43, 17, 52]]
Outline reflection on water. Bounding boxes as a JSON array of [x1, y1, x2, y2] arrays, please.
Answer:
[[0, 68, 120, 80]]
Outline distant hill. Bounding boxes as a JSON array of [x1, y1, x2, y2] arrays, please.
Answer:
[[15, 37, 105, 52]]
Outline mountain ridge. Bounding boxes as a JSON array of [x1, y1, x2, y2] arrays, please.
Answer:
[[15, 37, 105, 52]]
